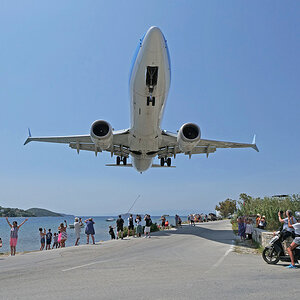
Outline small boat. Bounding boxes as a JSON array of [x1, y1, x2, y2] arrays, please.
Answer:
[[106, 218, 115, 222]]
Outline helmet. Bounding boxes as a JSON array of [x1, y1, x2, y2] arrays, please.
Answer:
[[295, 211, 300, 220]]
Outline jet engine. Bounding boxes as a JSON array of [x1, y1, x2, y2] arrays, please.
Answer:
[[90, 120, 113, 150], [177, 123, 201, 152]]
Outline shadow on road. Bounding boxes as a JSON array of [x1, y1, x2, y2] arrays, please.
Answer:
[[153, 224, 235, 246]]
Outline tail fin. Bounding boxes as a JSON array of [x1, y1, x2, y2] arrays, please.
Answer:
[[252, 134, 259, 152]]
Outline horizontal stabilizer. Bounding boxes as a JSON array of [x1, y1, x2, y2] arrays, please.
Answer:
[[151, 164, 176, 168], [106, 164, 133, 167]]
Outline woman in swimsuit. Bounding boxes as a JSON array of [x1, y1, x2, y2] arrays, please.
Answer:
[[6, 217, 28, 256], [58, 220, 68, 248]]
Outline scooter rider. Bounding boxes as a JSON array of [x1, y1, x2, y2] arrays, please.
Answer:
[[278, 210, 296, 241], [286, 211, 300, 269]]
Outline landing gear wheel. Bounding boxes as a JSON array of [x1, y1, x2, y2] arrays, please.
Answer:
[[116, 156, 121, 165], [166, 158, 171, 167], [123, 157, 127, 165], [262, 247, 280, 264], [160, 157, 165, 167]]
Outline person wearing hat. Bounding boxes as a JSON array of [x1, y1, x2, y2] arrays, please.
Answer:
[[286, 211, 300, 269], [74, 217, 83, 246]]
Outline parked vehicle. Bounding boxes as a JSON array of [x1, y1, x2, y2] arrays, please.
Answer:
[[262, 231, 300, 265]]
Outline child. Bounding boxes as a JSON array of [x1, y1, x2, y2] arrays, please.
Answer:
[[109, 226, 116, 240], [52, 233, 58, 249], [39, 228, 46, 250], [245, 219, 254, 242], [46, 229, 52, 250], [57, 230, 61, 248]]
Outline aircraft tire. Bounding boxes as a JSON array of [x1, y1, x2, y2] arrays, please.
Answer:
[[116, 156, 121, 165], [167, 157, 171, 167], [160, 157, 165, 166], [123, 157, 127, 165]]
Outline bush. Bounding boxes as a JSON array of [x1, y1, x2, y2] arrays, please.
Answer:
[[236, 193, 300, 231]]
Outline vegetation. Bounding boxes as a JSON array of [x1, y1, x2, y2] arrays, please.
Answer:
[[117, 223, 160, 238], [0, 206, 35, 217], [215, 198, 237, 217], [0, 206, 62, 217], [235, 193, 300, 231]]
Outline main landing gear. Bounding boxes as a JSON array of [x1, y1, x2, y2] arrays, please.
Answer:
[[160, 157, 171, 167], [116, 156, 127, 165]]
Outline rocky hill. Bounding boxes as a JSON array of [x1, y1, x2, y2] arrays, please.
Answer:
[[0, 206, 63, 217]]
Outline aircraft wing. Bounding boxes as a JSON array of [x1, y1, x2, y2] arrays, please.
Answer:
[[24, 129, 131, 156], [159, 130, 258, 158]]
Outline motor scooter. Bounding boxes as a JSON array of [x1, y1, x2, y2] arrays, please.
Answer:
[[262, 231, 300, 264]]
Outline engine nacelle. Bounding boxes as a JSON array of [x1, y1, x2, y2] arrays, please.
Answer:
[[177, 123, 201, 152], [90, 120, 113, 150]]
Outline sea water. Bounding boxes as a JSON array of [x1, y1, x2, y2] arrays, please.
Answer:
[[0, 215, 178, 253]]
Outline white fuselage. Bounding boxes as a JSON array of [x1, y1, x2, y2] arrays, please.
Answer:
[[129, 27, 171, 172]]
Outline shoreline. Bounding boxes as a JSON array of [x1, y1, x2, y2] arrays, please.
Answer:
[[0, 226, 178, 257]]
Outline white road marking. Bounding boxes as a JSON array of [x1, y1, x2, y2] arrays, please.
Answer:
[[204, 240, 234, 274], [62, 258, 114, 272], [212, 243, 234, 269]]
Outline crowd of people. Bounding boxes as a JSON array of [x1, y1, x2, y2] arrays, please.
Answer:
[[237, 217, 254, 242], [236, 210, 300, 269], [109, 214, 153, 239]]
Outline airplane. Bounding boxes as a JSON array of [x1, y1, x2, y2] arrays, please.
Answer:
[[24, 26, 258, 173]]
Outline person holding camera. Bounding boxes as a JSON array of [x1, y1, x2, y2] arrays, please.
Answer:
[[278, 210, 296, 241], [286, 211, 300, 269]]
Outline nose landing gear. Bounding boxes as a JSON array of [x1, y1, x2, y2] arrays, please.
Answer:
[[160, 157, 172, 167], [116, 156, 127, 165]]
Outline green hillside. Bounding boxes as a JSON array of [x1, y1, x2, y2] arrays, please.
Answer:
[[26, 208, 63, 217], [0, 206, 63, 217]]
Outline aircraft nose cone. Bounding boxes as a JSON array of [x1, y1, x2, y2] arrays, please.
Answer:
[[143, 26, 165, 52]]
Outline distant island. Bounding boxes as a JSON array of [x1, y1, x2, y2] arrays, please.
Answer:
[[0, 206, 63, 217]]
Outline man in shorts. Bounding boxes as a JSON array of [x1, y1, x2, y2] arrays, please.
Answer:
[[46, 229, 52, 250], [116, 215, 124, 240], [127, 214, 134, 237], [144, 214, 152, 238], [286, 211, 300, 269]]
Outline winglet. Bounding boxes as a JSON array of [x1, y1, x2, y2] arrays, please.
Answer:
[[24, 128, 32, 145], [251, 134, 259, 152]]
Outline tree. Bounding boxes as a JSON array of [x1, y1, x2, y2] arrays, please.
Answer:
[[215, 198, 237, 217]]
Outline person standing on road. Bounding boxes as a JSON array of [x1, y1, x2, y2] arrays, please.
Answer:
[[127, 214, 134, 237], [46, 229, 52, 250], [237, 217, 246, 241], [144, 214, 152, 238], [135, 215, 142, 237], [245, 219, 253, 242], [175, 214, 179, 227], [85, 218, 95, 244], [161, 216, 166, 229], [116, 215, 124, 240], [6, 217, 28, 256], [74, 217, 83, 246], [39, 228, 46, 251], [58, 220, 68, 248], [286, 211, 300, 269]]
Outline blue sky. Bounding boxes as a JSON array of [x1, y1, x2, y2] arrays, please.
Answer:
[[0, 1, 299, 215]]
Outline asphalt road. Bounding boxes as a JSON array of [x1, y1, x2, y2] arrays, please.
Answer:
[[0, 220, 299, 299]]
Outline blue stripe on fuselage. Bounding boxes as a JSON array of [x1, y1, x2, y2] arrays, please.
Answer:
[[129, 33, 145, 84]]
